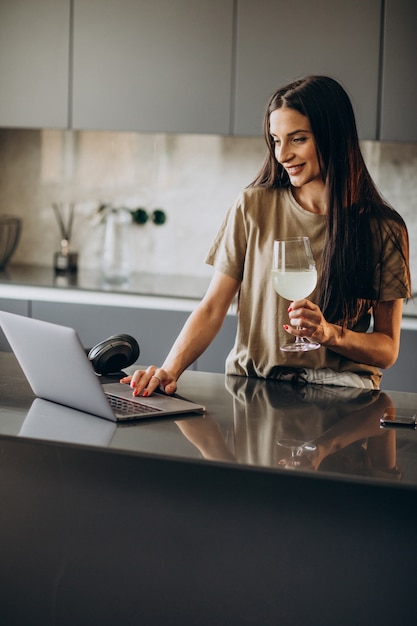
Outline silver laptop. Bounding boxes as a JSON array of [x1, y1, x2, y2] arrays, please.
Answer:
[[0, 311, 205, 421]]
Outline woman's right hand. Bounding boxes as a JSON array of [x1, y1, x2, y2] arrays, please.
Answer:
[[120, 365, 177, 397]]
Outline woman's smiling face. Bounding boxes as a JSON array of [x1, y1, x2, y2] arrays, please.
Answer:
[[269, 107, 323, 191]]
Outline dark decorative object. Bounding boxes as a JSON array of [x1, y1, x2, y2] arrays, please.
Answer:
[[131, 207, 166, 225], [152, 209, 167, 225], [131, 207, 149, 224], [0, 215, 22, 270], [99, 204, 167, 227]]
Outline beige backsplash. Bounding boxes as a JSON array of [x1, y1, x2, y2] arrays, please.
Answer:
[[0, 129, 416, 289]]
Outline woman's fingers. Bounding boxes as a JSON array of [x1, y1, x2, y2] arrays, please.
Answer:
[[120, 366, 177, 397], [286, 300, 325, 340]]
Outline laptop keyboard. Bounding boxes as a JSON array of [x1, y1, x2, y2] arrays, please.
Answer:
[[106, 393, 162, 416]]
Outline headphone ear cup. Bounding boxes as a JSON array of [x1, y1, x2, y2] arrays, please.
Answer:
[[88, 334, 140, 375]]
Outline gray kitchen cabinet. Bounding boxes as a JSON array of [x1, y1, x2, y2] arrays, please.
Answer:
[[31, 300, 236, 374], [1, 1, 415, 140], [0, 0, 70, 128], [380, 0, 417, 142], [31, 300, 191, 369], [233, 0, 381, 139], [72, 0, 234, 134], [380, 329, 417, 393], [194, 314, 237, 374], [0, 298, 30, 351]]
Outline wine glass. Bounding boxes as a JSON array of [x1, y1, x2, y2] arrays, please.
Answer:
[[272, 237, 320, 352], [276, 438, 317, 469]]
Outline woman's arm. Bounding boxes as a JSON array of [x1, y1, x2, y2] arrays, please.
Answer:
[[175, 415, 236, 461], [286, 298, 403, 369], [122, 270, 241, 396]]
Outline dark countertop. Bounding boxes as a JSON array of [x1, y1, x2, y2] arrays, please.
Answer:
[[2, 350, 417, 624], [0, 264, 211, 301], [2, 351, 417, 490]]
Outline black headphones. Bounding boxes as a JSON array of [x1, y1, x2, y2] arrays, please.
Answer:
[[87, 334, 140, 376]]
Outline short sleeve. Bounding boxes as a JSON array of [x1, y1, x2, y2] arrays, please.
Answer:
[[205, 192, 248, 282], [375, 222, 411, 301]]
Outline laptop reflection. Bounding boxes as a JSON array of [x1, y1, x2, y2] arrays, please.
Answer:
[[19, 397, 116, 447]]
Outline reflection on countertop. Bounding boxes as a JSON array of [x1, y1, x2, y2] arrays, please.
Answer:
[[0, 264, 211, 301], [2, 351, 417, 489]]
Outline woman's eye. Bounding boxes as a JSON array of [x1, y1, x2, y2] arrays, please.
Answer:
[[293, 136, 307, 143]]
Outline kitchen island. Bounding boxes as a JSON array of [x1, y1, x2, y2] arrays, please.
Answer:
[[1, 351, 417, 625]]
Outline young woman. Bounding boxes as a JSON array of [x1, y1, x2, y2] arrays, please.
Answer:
[[123, 75, 411, 396]]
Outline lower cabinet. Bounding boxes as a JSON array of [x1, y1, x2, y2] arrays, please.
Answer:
[[31, 300, 237, 374], [194, 314, 237, 374], [380, 328, 417, 393]]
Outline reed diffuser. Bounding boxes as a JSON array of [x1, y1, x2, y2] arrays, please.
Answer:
[[52, 202, 78, 274]]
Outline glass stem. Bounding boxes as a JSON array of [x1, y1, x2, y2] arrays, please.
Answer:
[[294, 325, 303, 344]]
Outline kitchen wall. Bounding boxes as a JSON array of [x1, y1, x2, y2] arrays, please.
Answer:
[[0, 129, 416, 286]]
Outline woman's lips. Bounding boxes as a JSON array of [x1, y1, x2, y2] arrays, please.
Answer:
[[286, 164, 304, 175]]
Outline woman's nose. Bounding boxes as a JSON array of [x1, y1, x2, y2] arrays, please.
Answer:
[[276, 143, 293, 164]]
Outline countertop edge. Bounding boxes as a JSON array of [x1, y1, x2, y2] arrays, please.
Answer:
[[2, 283, 414, 323], [0, 283, 201, 312]]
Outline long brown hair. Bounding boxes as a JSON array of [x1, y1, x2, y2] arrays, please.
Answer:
[[251, 75, 410, 326]]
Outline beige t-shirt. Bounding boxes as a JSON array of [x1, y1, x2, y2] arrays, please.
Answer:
[[205, 186, 410, 386]]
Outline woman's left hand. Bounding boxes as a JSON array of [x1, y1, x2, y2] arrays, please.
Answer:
[[284, 298, 403, 369], [284, 299, 332, 345]]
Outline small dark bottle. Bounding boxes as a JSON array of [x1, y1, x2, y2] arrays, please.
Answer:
[[54, 239, 78, 274]]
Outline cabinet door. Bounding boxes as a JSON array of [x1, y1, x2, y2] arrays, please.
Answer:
[[380, 0, 417, 142], [72, 0, 234, 134], [0, 299, 30, 351], [31, 300, 237, 374], [31, 301, 191, 369], [196, 314, 237, 374], [0, 0, 70, 128], [233, 0, 381, 139], [380, 329, 417, 393]]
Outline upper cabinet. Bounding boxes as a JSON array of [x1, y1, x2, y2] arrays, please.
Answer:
[[380, 0, 417, 142], [233, 0, 381, 139], [0, 0, 70, 129], [71, 0, 234, 134], [1, 0, 416, 140]]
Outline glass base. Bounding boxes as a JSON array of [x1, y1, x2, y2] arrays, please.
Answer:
[[280, 339, 321, 352]]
